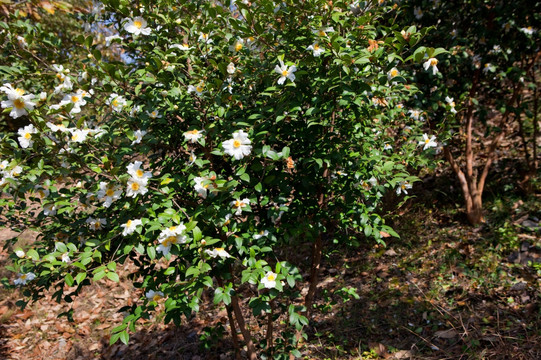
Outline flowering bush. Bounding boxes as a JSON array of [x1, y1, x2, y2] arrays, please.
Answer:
[[1, 0, 443, 357], [400, 0, 540, 224]]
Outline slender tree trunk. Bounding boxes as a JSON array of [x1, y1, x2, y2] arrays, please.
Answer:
[[230, 293, 258, 360], [304, 233, 322, 318], [226, 305, 242, 360]]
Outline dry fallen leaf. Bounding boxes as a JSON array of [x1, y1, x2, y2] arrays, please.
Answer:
[[434, 329, 458, 339]]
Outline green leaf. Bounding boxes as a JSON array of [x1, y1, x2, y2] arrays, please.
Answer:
[[193, 226, 202, 242], [93, 270, 106, 281], [119, 331, 129, 345], [106, 272, 120, 282], [147, 246, 156, 260], [75, 273, 87, 285], [65, 273, 74, 287]]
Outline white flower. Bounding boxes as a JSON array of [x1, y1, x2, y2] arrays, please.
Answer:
[[198, 32, 213, 44], [414, 6, 423, 19], [157, 225, 187, 255], [205, 247, 231, 259], [86, 217, 107, 231], [408, 109, 423, 121], [39, 92, 47, 101], [482, 63, 493, 74], [227, 62, 236, 74], [491, 45, 501, 54], [359, 177, 378, 191], [275, 59, 297, 85], [387, 67, 400, 80], [396, 181, 412, 195], [253, 230, 269, 240], [97, 182, 122, 207], [187, 81, 205, 96], [17, 124, 37, 149], [5, 165, 22, 179], [261, 271, 277, 289], [222, 130, 252, 160], [193, 176, 210, 198], [120, 219, 142, 236], [132, 129, 147, 145], [184, 129, 203, 143], [147, 109, 161, 119], [224, 77, 234, 94], [307, 42, 325, 57], [313, 27, 334, 37], [69, 128, 91, 143], [170, 43, 192, 51], [130, 105, 142, 116], [383, 144, 392, 151], [107, 93, 127, 112], [230, 198, 250, 215], [0, 84, 36, 119], [17, 35, 27, 47], [14, 272, 36, 286], [54, 76, 73, 94], [123, 17, 151, 36], [0, 160, 9, 172], [105, 35, 122, 46], [188, 151, 197, 166], [50, 89, 89, 114], [52, 64, 66, 75], [520, 26, 536, 35], [61, 253, 70, 263], [230, 38, 245, 52], [127, 161, 152, 183], [33, 185, 48, 198], [445, 96, 457, 114], [46, 121, 69, 133], [43, 203, 57, 216], [146, 290, 164, 301], [15, 249, 25, 258], [472, 55, 482, 69], [423, 58, 439, 75], [126, 177, 148, 197], [419, 134, 437, 150]]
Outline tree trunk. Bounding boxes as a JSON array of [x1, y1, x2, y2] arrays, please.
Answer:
[[466, 192, 484, 225]]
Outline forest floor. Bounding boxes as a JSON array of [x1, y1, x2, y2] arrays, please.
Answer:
[[0, 162, 540, 360]]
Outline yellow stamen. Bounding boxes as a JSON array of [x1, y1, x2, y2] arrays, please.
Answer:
[[163, 236, 177, 247], [134, 20, 142, 29], [13, 98, 25, 109], [233, 140, 241, 148]]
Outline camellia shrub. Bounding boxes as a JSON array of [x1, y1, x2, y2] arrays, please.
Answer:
[[400, 0, 540, 224], [1, 0, 444, 357]]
